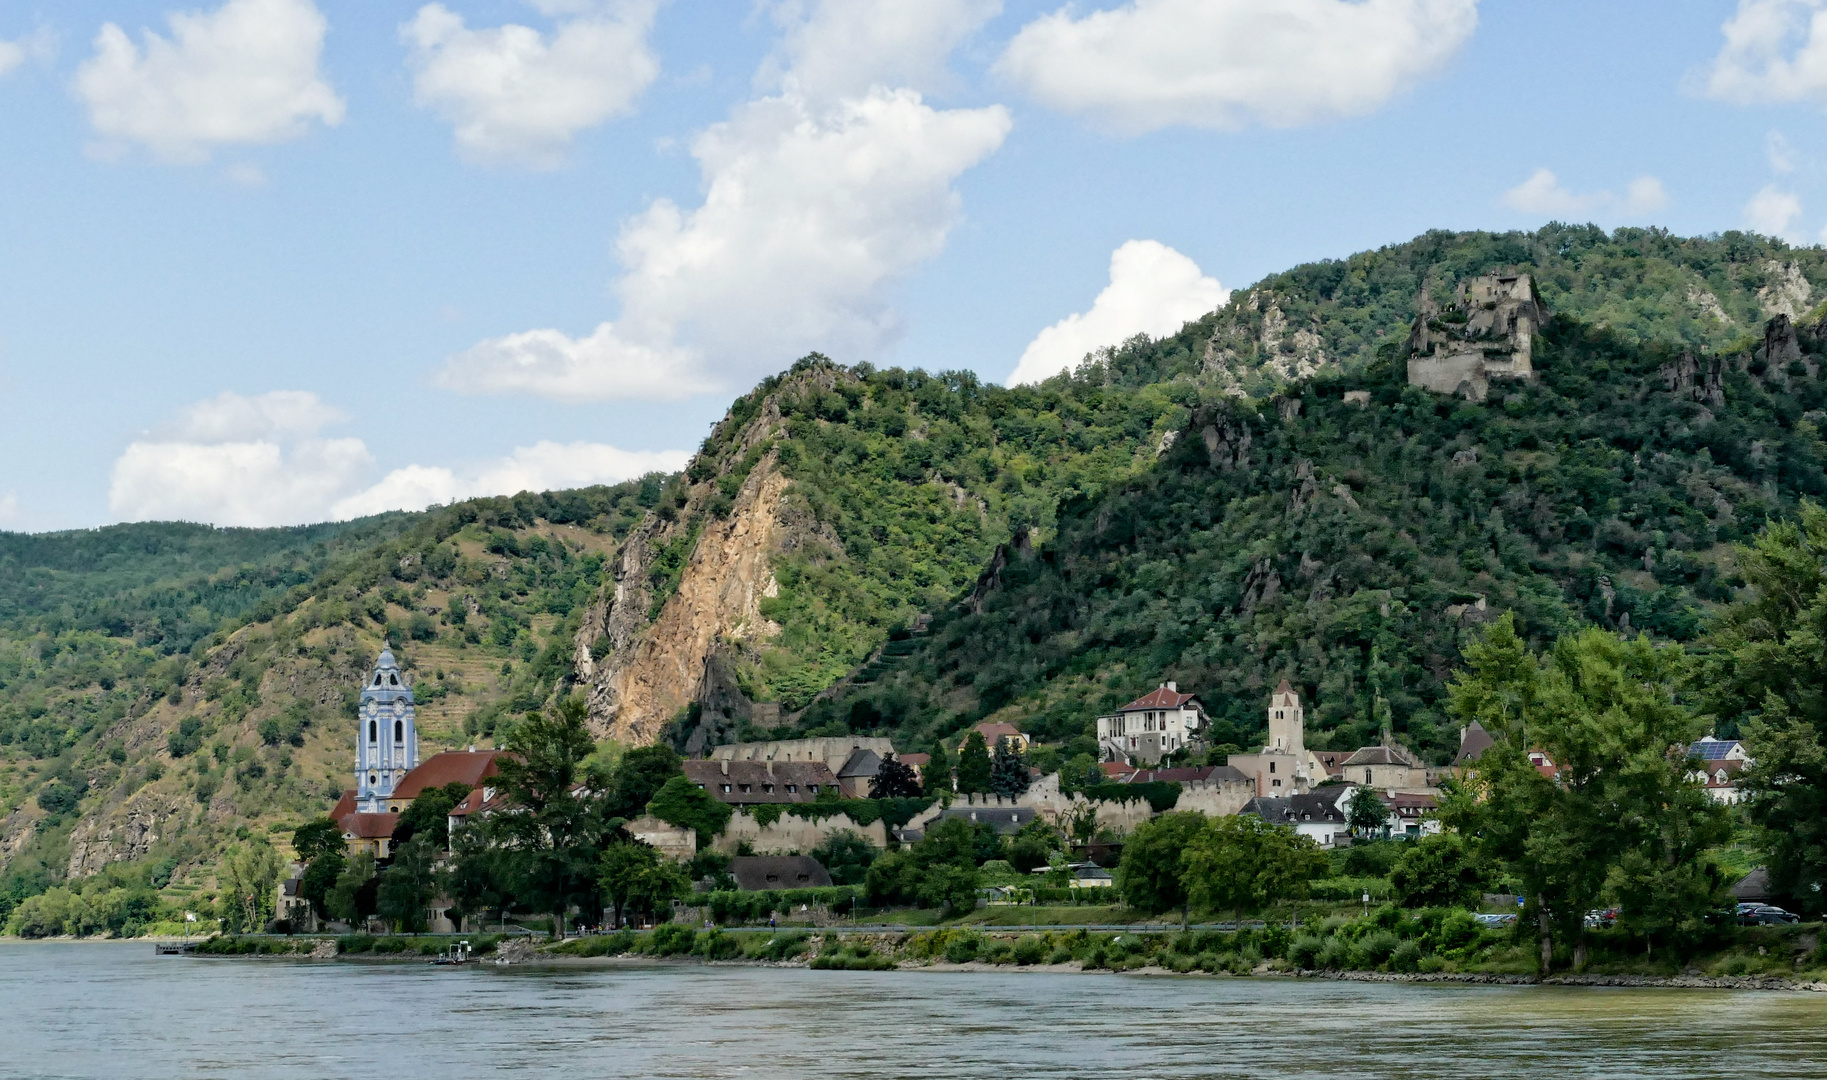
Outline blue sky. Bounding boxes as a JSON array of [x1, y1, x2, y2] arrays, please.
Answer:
[[0, 0, 1824, 531]]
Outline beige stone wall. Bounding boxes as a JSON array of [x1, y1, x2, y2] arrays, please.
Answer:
[[712, 810, 888, 854], [628, 815, 697, 862]]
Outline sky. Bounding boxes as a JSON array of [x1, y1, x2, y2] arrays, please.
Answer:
[[2, 0, 1827, 532]]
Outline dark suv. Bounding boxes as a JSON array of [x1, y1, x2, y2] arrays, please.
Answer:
[[1736, 903, 1801, 925]]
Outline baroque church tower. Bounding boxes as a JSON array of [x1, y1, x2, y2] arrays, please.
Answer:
[[354, 646, 417, 812]]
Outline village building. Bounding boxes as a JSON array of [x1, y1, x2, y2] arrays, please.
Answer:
[[1096, 682, 1207, 765], [728, 855, 833, 891], [683, 758, 840, 806], [1240, 792, 1351, 849], [1226, 681, 1324, 795], [959, 721, 1029, 755], [1688, 739, 1752, 805], [1338, 744, 1434, 792], [709, 736, 896, 773]]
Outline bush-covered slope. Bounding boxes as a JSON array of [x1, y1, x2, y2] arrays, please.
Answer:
[[795, 311, 1827, 764]]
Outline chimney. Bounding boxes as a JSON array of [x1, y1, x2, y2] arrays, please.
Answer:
[[720, 760, 729, 776], [766, 760, 774, 777], [1167, 681, 1177, 692]]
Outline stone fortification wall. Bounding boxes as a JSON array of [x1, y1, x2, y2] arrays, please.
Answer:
[[712, 810, 887, 855]]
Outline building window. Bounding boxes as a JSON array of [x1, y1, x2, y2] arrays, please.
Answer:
[[786, 784, 797, 793], [393, 720, 403, 742], [739, 784, 752, 793], [762, 784, 774, 794], [1272, 779, 1282, 788], [809, 784, 820, 794], [368, 720, 377, 742], [1366, 769, 1374, 784], [1269, 761, 1276, 774], [720, 784, 731, 793]]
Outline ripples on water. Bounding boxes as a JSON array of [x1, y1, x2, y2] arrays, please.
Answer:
[[3, 942, 1824, 1079]]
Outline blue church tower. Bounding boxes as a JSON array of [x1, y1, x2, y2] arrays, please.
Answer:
[[355, 646, 418, 812]]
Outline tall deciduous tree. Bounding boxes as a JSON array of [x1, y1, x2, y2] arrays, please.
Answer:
[[955, 731, 992, 795], [481, 694, 612, 936], [291, 817, 344, 863], [327, 852, 377, 925], [1697, 501, 1827, 916], [1388, 832, 1482, 909], [1116, 811, 1207, 926], [598, 840, 690, 928], [1182, 814, 1326, 928], [376, 835, 439, 932], [218, 840, 285, 933], [1346, 786, 1388, 837], [1443, 615, 1729, 971]]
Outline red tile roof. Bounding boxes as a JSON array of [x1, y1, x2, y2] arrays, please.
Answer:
[[969, 722, 1024, 746], [392, 751, 502, 802], [1099, 761, 1137, 778], [1114, 686, 1199, 712], [329, 790, 357, 821], [339, 812, 398, 839], [899, 752, 931, 768]]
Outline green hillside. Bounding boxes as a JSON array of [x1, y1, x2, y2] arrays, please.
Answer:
[[5, 224, 1827, 930]]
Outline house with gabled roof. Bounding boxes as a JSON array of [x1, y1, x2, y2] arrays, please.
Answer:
[[1096, 682, 1207, 765]]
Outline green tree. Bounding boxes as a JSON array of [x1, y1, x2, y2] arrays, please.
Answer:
[[1116, 811, 1208, 926], [292, 817, 344, 863], [297, 851, 345, 920], [989, 738, 1031, 798], [955, 731, 992, 795], [1697, 502, 1827, 916], [606, 744, 684, 819], [598, 840, 690, 928], [1442, 616, 1730, 971], [1057, 753, 1102, 795], [218, 840, 284, 933], [392, 780, 475, 850], [864, 817, 982, 914], [1182, 814, 1326, 928], [646, 775, 733, 844], [1346, 786, 1388, 837], [811, 829, 877, 886], [327, 852, 377, 925], [869, 755, 922, 798], [922, 738, 953, 796], [1388, 832, 1482, 909], [376, 835, 439, 932], [481, 695, 613, 936]]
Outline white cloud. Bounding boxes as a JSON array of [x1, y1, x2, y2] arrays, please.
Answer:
[[1747, 184, 1804, 238], [73, 0, 344, 162], [436, 322, 711, 400], [0, 27, 56, 77], [441, 0, 1009, 401], [109, 390, 689, 525], [223, 162, 267, 187], [1500, 168, 1668, 219], [995, 0, 1478, 134], [759, 0, 1001, 103], [331, 440, 690, 518], [403, 0, 660, 168], [1769, 129, 1797, 172], [110, 391, 371, 527], [1701, 0, 1827, 104], [1009, 240, 1226, 385]]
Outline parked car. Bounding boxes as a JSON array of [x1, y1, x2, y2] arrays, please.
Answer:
[[1737, 904, 1800, 925], [1472, 912, 1517, 926], [1583, 908, 1619, 928]]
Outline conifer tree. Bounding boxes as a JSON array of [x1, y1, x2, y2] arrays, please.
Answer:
[[989, 738, 1031, 798], [955, 731, 992, 794], [923, 738, 954, 796]]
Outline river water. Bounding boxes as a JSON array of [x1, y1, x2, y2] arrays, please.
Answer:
[[3, 942, 1824, 1079]]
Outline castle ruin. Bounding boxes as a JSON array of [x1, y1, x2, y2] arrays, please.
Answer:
[[1405, 273, 1545, 401]]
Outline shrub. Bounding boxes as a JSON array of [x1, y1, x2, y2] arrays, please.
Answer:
[[1012, 936, 1047, 965], [1317, 936, 1350, 970], [693, 929, 743, 960], [983, 941, 1015, 964], [648, 924, 697, 957], [1389, 940, 1423, 973], [748, 932, 811, 962], [943, 933, 981, 964], [1353, 930, 1401, 969]]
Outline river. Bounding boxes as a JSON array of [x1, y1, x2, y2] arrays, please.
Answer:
[[3, 942, 1824, 1078]]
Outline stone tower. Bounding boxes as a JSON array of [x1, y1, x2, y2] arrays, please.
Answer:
[[1405, 273, 1545, 401], [354, 646, 417, 812], [1267, 678, 1306, 760]]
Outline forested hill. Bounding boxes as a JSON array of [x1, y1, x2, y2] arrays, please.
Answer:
[[1091, 226, 1827, 395], [5, 224, 1827, 920], [796, 308, 1827, 767]]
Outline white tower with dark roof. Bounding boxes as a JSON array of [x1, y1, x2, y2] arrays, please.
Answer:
[[354, 646, 417, 812]]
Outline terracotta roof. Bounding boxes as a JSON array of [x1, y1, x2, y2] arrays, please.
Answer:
[[1276, 678, 1293, 694], [1342, 745, 1417, 767], [1312, 751, 1353, 776], [339, 812, 398, 839], [1121, 765, 1250, 784], [899, 752, 931, 768], [728, 855, 832, 891], [683, 759, 839, 804], [1700, 759, 1746, 787], [968, 721, 1025, 746], [1113, 687, 1199, 713], [392, 751, 502, 802], [1099, 761, 1137, 778], [330, 790, 357, 820], [447, 785, 505, 818]]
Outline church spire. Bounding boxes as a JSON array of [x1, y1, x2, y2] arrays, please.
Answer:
[[354, 642, 417, 812]]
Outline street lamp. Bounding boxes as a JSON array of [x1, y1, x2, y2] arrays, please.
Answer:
[[1362, 890, 1370, 917]]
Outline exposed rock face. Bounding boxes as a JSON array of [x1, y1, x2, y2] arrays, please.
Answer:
[[1687, 283, 1732, 324], [1660, 349, 1726, 409], [1757, 259, 1813, 319], [1202, 288, 1329, 393], [66, 790, 185, 878], [1405, 274, 1545, 401], [583, 463, 790, 745]]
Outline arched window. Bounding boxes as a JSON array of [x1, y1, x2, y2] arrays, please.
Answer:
[[374, 674, 382, 686], [393, 720, 403, 743], [389, 673, 398, 686], [368, 720, 377, 742]]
